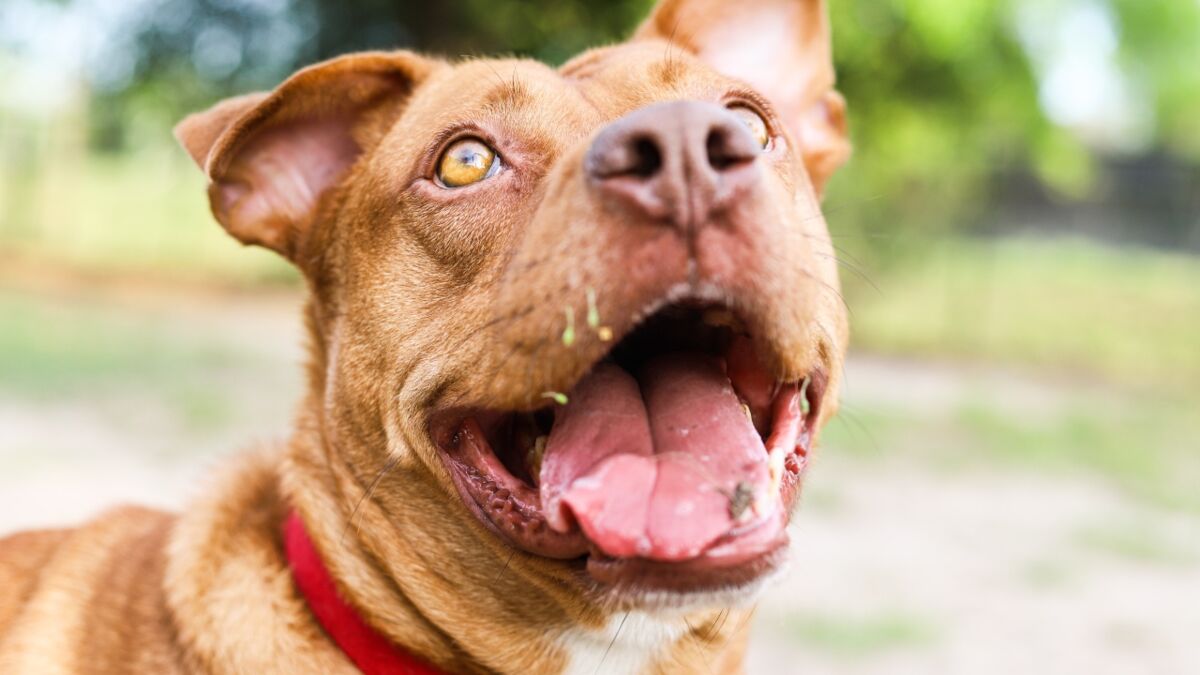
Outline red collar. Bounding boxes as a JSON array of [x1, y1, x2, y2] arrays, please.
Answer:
[[283, 511, 448, 675]]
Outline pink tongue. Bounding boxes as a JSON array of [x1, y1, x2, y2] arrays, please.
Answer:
[[540, 353, 770, 561]]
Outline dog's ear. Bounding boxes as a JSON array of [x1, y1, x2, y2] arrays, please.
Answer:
[[174, 51, 440, 258], [634, 0, 849, 193]]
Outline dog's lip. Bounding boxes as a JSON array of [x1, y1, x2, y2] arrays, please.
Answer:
[[433, 415, 590, 559], [584, 518, 790, 594], [438, 441, 590, 559], [428, 301, 828, 592]]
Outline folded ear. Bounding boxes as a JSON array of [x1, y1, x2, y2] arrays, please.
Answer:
[[635, 0, 849, 193], [174, 51, 440, 259]]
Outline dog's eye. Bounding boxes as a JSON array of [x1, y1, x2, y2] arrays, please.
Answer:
[[436, 138, 500, 188], [728, 105, 771, 150]]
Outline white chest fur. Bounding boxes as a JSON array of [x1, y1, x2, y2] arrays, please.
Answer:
[[557, 611, 686, 675]]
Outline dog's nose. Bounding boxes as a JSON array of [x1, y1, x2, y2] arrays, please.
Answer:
[[585, 101, 762, 232]]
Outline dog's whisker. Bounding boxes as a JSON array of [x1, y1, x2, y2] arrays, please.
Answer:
[[822, 240, 870, 268], [790, 194, 888, 239], [593, 611, 629, 675], [730, 609, 756, 641], [815, 252, 882, 295], [708, 608, 732, 647], [342, 454, 401, 544], [445, 305, 535, 355], [683, 617, 719, 675], [493, 549, 516, 584], [834, 404, 883, 456], [482, 61, 510, 92], [797, 265, 855, 318]]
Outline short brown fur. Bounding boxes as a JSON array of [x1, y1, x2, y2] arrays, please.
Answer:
[[0, 1, 849, 672]]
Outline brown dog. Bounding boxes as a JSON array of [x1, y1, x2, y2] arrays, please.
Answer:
[[0, 0, 850, 672]]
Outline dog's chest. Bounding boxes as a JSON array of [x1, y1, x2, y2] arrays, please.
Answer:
[[556, 611, 686, 675]]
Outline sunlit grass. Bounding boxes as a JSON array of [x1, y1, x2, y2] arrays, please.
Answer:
[[845, 236, 1200, 394], [821, 390, 1200, 514], [1020, 559, 1073, 590], [1073, 520, 1199, 567], [1, 144, 294, 286], [780, 611, 939, 657], [955, 399, 1200, 511], [0, 290, 240, 396], [0, 290, 269, 435]]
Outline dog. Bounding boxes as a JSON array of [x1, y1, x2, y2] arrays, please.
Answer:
[[0, 0, 850, 671]]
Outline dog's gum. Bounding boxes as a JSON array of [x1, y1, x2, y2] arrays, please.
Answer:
[[785, 454, 803, 476]]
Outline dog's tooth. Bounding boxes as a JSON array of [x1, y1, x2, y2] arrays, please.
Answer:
[[702, 308, 736, 328], [526, 435, 548, 485], [761, 448, 786, 514], [702, 308, 747, 333], [799, 376, 812, 416]]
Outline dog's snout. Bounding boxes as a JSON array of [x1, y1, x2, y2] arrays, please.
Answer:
[[585, 101, 761, 232]]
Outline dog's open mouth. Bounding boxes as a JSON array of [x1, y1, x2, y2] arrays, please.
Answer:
[[432, 300, 825, 592]]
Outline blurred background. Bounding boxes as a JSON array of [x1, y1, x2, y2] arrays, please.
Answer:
[[1, 0, 1197, 672]]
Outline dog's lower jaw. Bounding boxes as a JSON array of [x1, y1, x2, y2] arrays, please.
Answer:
[[549, 568, 776, 673], [278, 409, 757, 674]]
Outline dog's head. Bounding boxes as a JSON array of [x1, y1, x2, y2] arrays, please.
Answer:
[[177, 0, 849, 612]]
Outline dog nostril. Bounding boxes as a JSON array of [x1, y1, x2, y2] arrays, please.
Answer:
[[707, 120, 762, 172], [630, 137, 662, 178], [706, 128, 740, 171]]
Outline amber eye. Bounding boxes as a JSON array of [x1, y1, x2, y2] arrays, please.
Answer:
[[728, 105, 771, 150], [436, 138, 500, 188]]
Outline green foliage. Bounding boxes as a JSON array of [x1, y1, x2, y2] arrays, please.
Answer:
[[1110, 0, 1200, 156], [0, 289, 241, 397], [826, 0, 1047, 240], [822, 0, 1198, 249]]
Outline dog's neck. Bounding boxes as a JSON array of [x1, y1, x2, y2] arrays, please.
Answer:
[[277, 300, 749, 674]]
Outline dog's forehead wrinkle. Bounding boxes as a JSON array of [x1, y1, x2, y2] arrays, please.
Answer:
[[479, 84, 533, 119], [564, 40, 739, 117], [386, 60, 593, 159]]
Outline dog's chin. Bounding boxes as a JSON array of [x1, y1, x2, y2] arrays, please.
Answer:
[[581, 530, 792, 612], [429, 298, 825, 602]]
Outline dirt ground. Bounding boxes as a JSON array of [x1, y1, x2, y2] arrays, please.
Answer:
[[2, 282, 1197, 674]]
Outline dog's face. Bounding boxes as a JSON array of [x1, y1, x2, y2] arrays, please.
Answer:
[[178, 0, 849, 612]]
